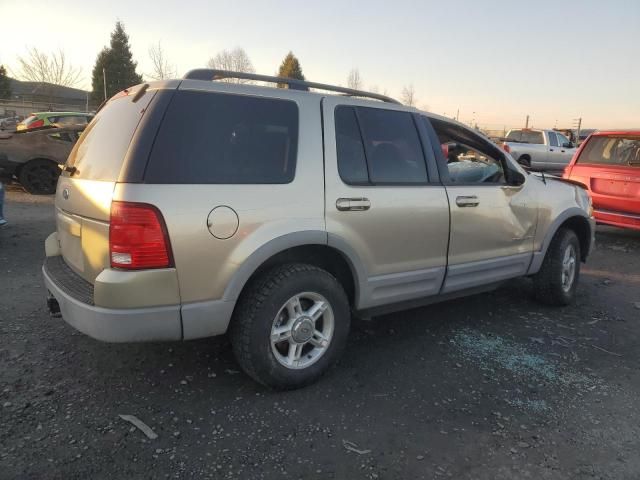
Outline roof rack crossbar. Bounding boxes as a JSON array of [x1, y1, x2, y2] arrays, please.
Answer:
[[183, 69, 401, 105]]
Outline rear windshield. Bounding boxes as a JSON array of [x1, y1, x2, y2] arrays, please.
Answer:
[[144, 90, 298, 184], [66, 92, 154, 181], [506, 130, 544, 144], [577, 136, 640, 167]]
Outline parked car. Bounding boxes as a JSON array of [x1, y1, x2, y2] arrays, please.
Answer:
[[42, 72, 595, 389], [502, 128, 577, 171], [563, 130, 640, 230], [0, 116, 23, 131], [17, 112, 93, 131], [0, 125, 84, 194]]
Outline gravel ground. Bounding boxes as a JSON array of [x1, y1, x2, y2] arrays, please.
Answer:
[[1, 187, 639, 480]]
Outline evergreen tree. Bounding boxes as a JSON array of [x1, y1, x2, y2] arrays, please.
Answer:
[[0, 65, 11, 99], [277, 52, 305, 88], [91, 21, 143, 103]]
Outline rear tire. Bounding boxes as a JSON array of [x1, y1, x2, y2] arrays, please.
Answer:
[[533, 228, 580, 306], [18, 159, 60, 194], [230, 263, 350, 390]]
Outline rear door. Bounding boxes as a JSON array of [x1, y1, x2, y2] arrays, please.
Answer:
[[56, 87, 156, 283], [322, 97, 449, 309], [568, 134, 640, 222]]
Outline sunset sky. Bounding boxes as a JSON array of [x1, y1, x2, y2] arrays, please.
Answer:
[[1, 0, 638, 129]]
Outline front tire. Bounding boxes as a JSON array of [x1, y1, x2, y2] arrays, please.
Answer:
[[230, 263, 351, 389], [533, 228, 580, 305]]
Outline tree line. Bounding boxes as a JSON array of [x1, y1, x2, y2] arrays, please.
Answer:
[[0, 21, 418, 107]]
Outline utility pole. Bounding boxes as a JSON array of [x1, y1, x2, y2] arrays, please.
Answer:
[[456, 108, 459, 121], [525, 115, 530, 128], [573, 117, 582, 144], [85, 91, 89, 112], [103, 67, 107, 102]]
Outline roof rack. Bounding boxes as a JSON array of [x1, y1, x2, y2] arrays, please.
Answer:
[[183, 69, 401, 105]]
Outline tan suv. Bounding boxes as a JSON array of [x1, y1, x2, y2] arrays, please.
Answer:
[[43, 70, 595, 389]]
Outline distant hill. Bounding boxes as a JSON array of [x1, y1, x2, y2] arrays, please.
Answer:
[[8, 78, 89, 104]]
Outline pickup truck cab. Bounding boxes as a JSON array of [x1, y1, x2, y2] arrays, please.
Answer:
[[43, 71, 595, 389], [503, 129, 577, 172]]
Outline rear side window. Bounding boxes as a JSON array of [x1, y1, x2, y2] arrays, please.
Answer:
[[335, 107, 368, 184], [66, 92, 154, 181], [577, 136, 640, 166], [507, 130, 544, 144], [145, 91, 298, 184], [335, 106, 427, 185]]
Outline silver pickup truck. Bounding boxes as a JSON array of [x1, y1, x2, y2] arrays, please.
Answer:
[[502, 129, 577, 172]]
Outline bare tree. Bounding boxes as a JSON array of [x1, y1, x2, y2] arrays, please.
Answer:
[[206, 47, 255, 83], [401, 84, 417, 106], [15, 47, 82, 87], [147, 41, 176, 80], [347, 68, 363, 90]]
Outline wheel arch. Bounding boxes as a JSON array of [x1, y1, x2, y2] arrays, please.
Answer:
[[223, 231, 363, 309], [528, 208, 593, 274]]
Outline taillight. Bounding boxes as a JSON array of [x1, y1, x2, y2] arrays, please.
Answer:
[[29, 119, 44, 129], [109, 201, 173, 270], [502, 143, 511, 153]]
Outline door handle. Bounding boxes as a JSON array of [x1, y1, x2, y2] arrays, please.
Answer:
[[549, 149, 554, 152], [336, 197, 371, 211], [455, 195, 479, 207]]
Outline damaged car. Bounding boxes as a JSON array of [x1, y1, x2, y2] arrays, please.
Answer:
[[0, 125, 84, 194]]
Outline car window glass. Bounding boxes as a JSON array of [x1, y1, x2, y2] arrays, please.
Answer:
[[556, 132, 570, 146], [427, 117, 506, 184], [548, 132, 559, 147], [355, 107, 427, 184], [49, 132, 73, 142], [443, 143, 505, 184], [578, 136, 640, 166], [67, 91, 155, 180], [335, 106, 369, 184], [146, 91, 298, 184], [507, 130, 544, 144]]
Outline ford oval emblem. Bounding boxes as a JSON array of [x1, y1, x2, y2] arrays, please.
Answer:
[[62, 188, 69, 200]]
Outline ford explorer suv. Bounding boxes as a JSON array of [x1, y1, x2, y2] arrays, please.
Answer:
[[43, 70, 595, 389], [503, 128, 577, 171]]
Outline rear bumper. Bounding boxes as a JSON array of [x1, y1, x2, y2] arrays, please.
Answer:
[[43, 257, 182, 342], [594, 209, 640, 231]]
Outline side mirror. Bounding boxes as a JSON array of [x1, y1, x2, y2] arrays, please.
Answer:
[[508, 170, 525, 187]]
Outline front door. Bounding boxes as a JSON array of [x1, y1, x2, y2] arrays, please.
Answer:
[[423, 116, 538, 293], [322, 97, 450, 310]]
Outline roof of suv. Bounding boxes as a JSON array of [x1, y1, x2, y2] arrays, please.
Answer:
[[182, 69, 402, 105]]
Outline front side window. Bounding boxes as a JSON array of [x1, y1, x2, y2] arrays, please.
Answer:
[[428, 117, 506, 184], [577, 136, 640, 166], [556, 132, 571, 147], [548, 132, 559, 147], [334, 106, 427, 185], [146, 91, 298, 184]]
